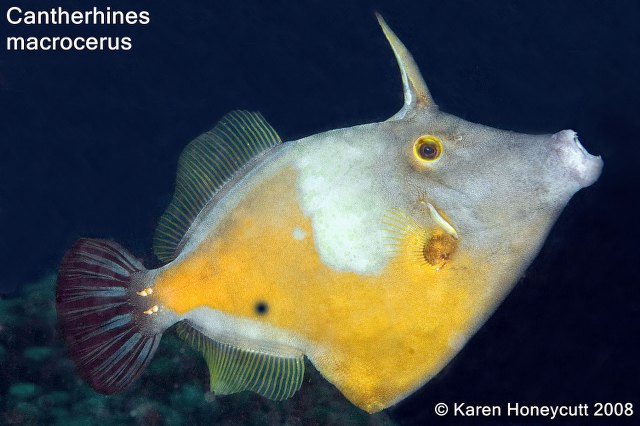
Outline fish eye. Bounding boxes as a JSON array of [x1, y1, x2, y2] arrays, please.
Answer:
[[413, 135, 442, 163]]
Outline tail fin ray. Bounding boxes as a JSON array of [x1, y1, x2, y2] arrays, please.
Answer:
[[56, 238, 164, 394]]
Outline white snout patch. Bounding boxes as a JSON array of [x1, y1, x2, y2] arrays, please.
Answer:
[[552, 130, 603, 187]]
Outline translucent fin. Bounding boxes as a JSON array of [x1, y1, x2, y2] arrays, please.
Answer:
[[154, 110, 282, 263], [176, 322, 304, 401], [56, 239, 166, 394]]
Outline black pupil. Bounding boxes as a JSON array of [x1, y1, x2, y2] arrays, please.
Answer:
[[255, 301, 268, 315], [419, 143, 437, 158]]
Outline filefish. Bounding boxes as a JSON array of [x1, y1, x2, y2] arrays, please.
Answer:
[[56, 15, 603, 413]]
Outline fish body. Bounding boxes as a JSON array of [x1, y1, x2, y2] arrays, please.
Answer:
[[56, 15, 603, 413]]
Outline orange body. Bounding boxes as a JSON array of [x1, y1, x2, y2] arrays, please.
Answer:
[[154, 167, 496, 412]]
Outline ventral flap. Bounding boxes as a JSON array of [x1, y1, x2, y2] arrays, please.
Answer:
[[176, 321, 304, 401]]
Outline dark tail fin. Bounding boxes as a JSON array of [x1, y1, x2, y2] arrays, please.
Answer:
[[56, 238, 166, 394]]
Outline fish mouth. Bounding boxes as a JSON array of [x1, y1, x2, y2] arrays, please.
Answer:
[[572, 133, 591, 156], [552, 130, 603, 188]]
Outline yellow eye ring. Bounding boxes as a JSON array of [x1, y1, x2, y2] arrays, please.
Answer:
[[413, 135, 443, 163]]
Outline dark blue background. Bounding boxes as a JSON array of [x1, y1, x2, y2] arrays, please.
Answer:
[[1, 0, 638, 423]]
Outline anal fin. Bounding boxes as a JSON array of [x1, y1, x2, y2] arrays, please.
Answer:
[[176, 321, 304, 401]]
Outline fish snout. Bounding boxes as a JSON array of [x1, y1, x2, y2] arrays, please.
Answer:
[[550, 130, 603, 188]]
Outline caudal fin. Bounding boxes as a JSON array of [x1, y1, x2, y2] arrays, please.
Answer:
[[56, 238, 167, 394]]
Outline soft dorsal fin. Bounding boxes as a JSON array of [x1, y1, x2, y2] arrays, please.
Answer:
[[375, 13, 435, 119], [154, 110, 282, 263], [176, 321, 305, 401]]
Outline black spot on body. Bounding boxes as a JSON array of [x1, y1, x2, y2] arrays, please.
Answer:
[[255, 301, 268, 315]]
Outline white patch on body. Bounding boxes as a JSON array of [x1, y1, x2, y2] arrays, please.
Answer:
[[292, 227, 306, 240], [182, 307, 306, 356], [293, 128, 392, 275]]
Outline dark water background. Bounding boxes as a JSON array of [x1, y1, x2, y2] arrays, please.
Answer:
[[0, 0, 638, 424]]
